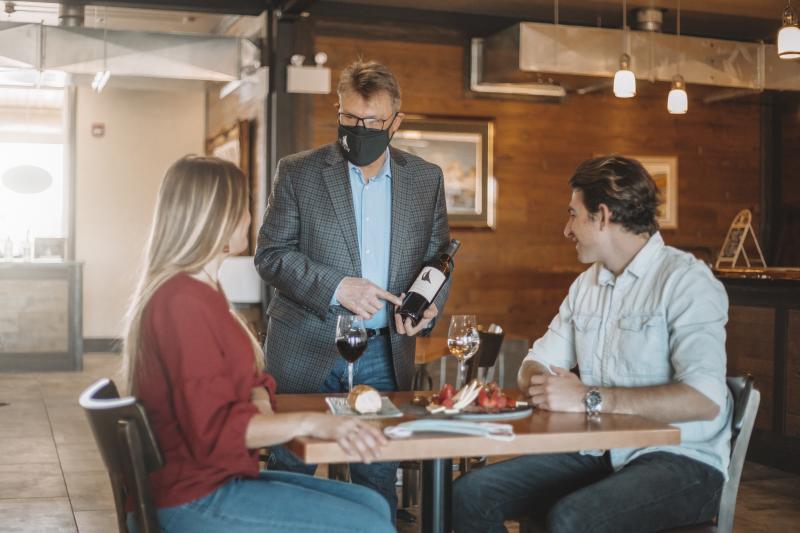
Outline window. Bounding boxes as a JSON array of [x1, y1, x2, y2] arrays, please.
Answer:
[[0, 87, 68, 260]]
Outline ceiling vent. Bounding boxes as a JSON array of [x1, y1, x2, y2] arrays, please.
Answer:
[[472, 22, 800, 96], [634, 8, 665, 32], [0, 21, 258, 88]]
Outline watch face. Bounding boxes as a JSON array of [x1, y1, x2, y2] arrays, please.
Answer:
[[585, 390, 602, 410]]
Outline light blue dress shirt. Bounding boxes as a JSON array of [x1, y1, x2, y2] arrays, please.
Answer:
[[523, 232, 733, 477], [331, 150, 392, 329]]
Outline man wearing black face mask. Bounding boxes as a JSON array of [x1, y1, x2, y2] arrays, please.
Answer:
[[255, 60, 451, 518]]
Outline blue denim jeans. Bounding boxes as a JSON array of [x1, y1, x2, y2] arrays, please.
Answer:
[[453, 451, 723, 533], [269, 335, 400, 517], [127, 470, 393, 533]]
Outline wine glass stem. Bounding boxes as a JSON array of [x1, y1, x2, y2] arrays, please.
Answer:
[[458, 361, 465, 388], [348, 362, 354, 392]]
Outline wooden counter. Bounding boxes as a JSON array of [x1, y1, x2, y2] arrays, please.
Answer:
[[716, 268, 800, 473], [0, 261, 83, 371]]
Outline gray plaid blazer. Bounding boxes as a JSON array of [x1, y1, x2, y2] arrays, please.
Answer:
[[255, 143, 452, 393]]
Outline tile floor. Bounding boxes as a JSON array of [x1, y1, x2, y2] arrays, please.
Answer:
[[1, 354, 799, 532]]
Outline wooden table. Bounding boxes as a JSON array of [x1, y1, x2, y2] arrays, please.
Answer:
[[279, 391, 681, 533]]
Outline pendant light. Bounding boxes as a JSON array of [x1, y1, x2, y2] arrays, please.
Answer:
[[91, 7, 111, 93], [778, 1, 800, 60], [667, 0, 688, 114], [667, 76, 688, 114], [613, 0, 636, 98]]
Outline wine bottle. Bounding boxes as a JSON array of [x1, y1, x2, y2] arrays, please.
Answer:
[[398, 239, 461, 326]]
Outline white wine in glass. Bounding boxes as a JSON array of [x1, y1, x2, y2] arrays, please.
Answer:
[[447, 314, 480, 388]]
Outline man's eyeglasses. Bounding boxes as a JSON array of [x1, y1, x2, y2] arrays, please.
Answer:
[[337, 112, 396, 130]]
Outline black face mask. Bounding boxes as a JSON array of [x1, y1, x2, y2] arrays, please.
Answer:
[[337, 124, 394, 167]]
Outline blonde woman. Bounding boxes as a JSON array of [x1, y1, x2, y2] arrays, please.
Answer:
[[120, 155, 393, 533]]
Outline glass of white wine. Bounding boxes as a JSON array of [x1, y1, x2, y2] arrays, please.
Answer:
[[447, 314, 480, 388]]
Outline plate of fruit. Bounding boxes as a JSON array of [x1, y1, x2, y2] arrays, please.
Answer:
[[423, 381, 533, 421]]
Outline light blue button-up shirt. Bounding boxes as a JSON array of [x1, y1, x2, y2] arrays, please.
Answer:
[[523, 232, 733, 477], [331, 150, 393, 329]]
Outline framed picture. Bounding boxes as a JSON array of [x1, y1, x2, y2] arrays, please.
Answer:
[[206, 120, 256, 253], [392, 116, 495, 229], [632, 155, 678, 230], [34, 237, 65, 260]]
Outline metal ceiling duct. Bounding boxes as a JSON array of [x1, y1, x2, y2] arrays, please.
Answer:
[[477, 22, 800, 94], [0, 21, 259, 86]]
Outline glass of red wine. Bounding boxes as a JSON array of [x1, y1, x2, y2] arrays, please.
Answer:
[[335, 315, 369, 392]]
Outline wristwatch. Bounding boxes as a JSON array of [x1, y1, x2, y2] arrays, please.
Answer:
[[584, 388, 603, 416]]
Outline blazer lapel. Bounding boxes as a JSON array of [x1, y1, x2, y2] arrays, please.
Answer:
[[322, 148, 361, 276], [388, 148, 412, 292]]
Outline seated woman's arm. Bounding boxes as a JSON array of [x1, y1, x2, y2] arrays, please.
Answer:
[[250, 386, 273, 415], [152, 292, 385, 465], [245, 411, 386, 463]]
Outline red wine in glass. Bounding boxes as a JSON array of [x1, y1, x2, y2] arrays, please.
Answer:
[[336, 334, 367, 363], [335, 315, 368, 391]]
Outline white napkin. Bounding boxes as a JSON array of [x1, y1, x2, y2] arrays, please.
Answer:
[[384, 419, 515, 441]]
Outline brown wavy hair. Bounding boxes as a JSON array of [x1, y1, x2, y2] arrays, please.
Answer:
[[569, 154, 661, 236]]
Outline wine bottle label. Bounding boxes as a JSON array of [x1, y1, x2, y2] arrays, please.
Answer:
[[408, 267, 446, 303]]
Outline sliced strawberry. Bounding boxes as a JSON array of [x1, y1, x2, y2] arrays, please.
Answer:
[[477, 388, 490, 407]]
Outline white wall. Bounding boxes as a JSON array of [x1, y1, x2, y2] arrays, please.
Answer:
[[75, 87, 204, 339]]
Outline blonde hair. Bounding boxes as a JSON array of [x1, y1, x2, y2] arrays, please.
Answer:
[[120, 155, 264, 393]]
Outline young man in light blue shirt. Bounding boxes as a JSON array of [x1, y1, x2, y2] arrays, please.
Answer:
[[453, 154, 731, 533]]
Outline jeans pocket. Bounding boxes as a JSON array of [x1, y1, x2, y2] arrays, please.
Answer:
[[182, 489, 217, 514]]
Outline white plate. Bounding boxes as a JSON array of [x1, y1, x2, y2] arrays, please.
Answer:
[[325, 396, 404, 419], [452, 406, 534, 421]]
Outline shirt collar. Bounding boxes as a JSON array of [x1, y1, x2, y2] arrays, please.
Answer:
[[347, 148, 392, 184], [597, 231, 664, 286]]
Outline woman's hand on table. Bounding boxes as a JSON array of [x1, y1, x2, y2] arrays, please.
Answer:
[[308, 414, 387, 464]]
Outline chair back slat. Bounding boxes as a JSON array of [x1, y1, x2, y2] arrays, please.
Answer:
[[118, 420, 161, 533], [79, 378, 162, 533], [716, 376, 760, 533]]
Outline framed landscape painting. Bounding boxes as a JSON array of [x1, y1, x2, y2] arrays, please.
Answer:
[[632, 155, 678, 230], [392, 116, 495, 229]]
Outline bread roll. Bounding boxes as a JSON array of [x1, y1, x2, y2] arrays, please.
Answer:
[[347, 384, 382, 414]]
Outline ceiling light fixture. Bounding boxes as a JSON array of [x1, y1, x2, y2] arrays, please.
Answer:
[[92, 7, 111, 93], [778, 1, 800, 59], [613, 0, 636, 98], [668, 75, 688, 114], [668, 0, 688, 114]]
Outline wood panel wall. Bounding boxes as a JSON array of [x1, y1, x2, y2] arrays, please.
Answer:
[[309, 35, 763, 340], [787, 310, 800, 438], [780, 93, 800, 208], [727, 306, 775, 430]]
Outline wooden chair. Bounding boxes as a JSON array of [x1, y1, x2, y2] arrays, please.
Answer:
[[521, 376, 760, 533], [79, 378, 163, 533], [663, 376, 760, 533]]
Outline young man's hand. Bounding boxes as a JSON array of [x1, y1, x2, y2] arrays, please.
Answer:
[[525, 366, 588, 412]]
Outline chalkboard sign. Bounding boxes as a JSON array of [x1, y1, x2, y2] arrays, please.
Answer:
[[715, 209, 766, 269]]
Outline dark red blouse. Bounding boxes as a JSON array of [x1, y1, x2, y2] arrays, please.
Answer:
[[136, 273, 276, 509]]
